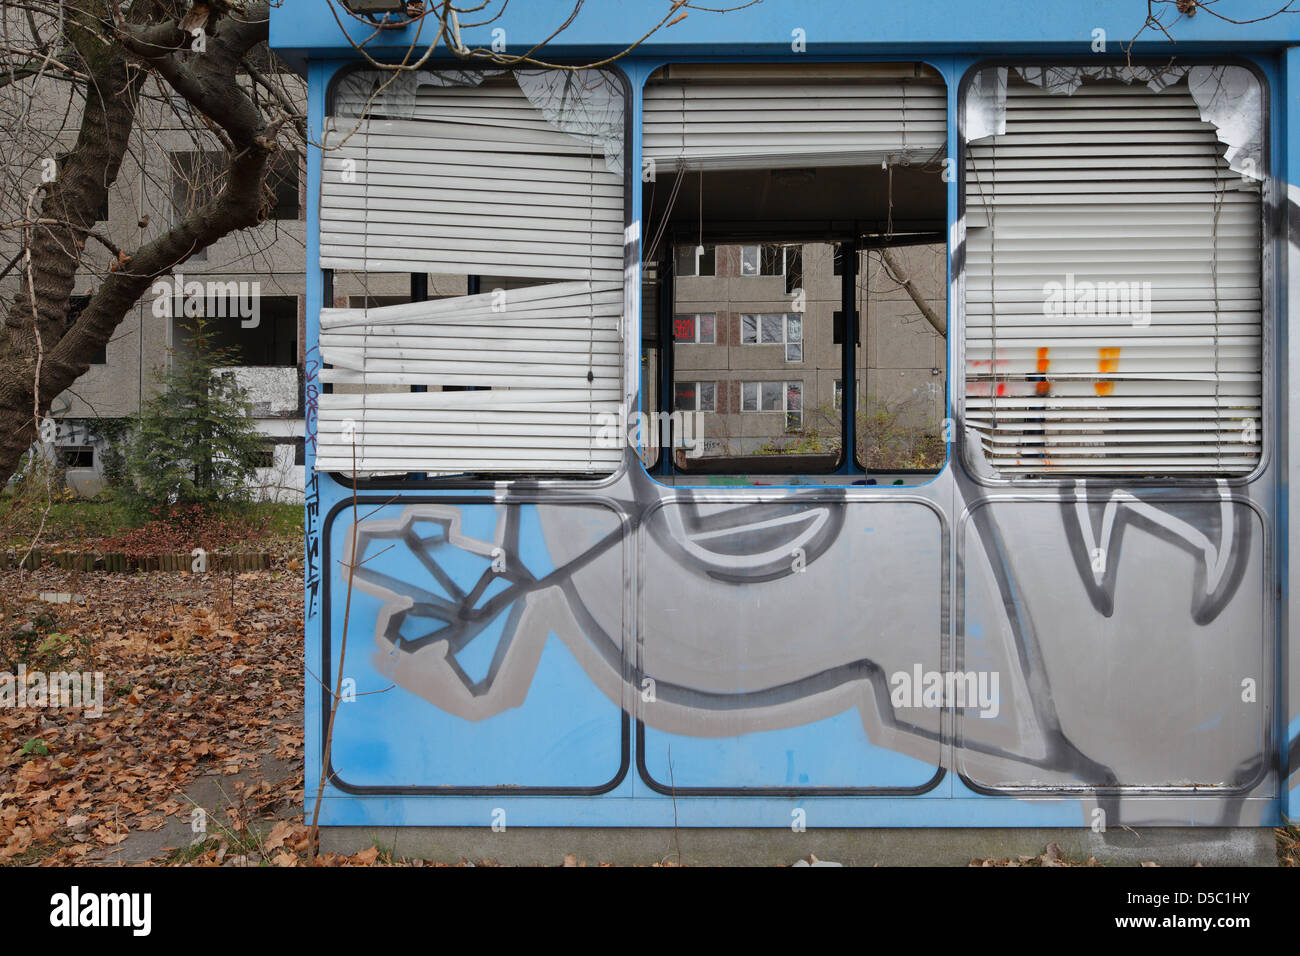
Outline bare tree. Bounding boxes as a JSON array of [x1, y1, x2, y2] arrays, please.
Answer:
[[0, 0, 306, 488], [0, 0, 753, 492]]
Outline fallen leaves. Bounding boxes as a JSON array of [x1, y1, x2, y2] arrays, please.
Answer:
[[0, 557, 304, 866], [970, 843, 1102, 867]]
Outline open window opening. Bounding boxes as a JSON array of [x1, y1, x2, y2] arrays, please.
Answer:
[[641, 63, 949, 484]]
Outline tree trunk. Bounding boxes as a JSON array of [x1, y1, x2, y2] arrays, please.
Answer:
[[0, 2, 278, 487]]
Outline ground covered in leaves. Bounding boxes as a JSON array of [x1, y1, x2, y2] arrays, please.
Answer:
[[0, 549, 313, 866]]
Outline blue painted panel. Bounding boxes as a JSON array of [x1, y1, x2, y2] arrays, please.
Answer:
[[322, 501, 625, 790]]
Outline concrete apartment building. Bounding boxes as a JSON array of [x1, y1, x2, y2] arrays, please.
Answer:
[[0, 69, 388, 501], [669, 239, 946, 462]]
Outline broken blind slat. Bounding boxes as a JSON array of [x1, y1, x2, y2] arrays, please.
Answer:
[[317, 70, 625, 476], [643, 78, 946, 170], [964, 72, 1263, 476], [316, 281, 623, 474]]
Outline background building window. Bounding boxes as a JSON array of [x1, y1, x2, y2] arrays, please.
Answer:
[[674, 244, 716, 277], [674, 313, 716, 344], [58, 446, 94, 469], [741, 312, 802, 362], [675, 380, 716, 412]]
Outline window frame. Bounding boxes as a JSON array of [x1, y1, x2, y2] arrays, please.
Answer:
[[740, 312, 803, 362], [955, 56, 1271, 488], [57, 445, 94, 470], [674, 380, 717, 413], [674, 244, 717, 277], [673, 313, 716, 344], [316, 61, 634, 489]]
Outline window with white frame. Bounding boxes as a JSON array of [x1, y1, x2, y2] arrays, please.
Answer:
[[741, 313, 803, 362], [674, 380, 717, 412], [739, 243, 798, 279], [742, 380, 802, 429], [674, 313, 716, 344], [674, 244, 716, 277]]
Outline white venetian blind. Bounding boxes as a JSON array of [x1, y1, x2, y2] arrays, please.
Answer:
[[644, 66, 946, 171], [315, 69, 625, 475], [321, 75, 622, 282], [315, 281, 622, 473], [964, 71, 1263, 476]]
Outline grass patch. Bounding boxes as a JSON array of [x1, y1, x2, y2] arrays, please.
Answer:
[[1, 494, 300, 553], [1, 493, 133, 547], [163, 838, 222, 865]]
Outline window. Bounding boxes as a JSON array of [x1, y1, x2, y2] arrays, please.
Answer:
[[675, 381, 717, 412], [643, 63, 947, 477], [170, 152, 224, 217], [784, 246, 803, 295], [58, 446, 93, 469], [741, 313, 802, 362], [963, 63, 1263, 477], [674, 313, 716, 344], [267, 150, 301, 220], [317, 68, 625, 476], [742, 381, 801, 428], [739, 243, 797, 279], [251, 443, 276, 469], [170, 151, 224, 261], [172, 295, 298, 366], [674, 244, 716, 277]]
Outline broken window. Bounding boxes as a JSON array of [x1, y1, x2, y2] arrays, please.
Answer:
[[171, 295, 298, 367], [58, 446, 94, 469], [317, 68, 626, 476], [963, 63, 1264, 477], [643, 63, 948, 479]]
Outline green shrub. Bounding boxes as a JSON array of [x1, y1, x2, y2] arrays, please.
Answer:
[[120, 317, 266, 515]]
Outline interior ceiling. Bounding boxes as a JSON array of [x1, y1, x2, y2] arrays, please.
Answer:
[[645, 164, 946, 244]]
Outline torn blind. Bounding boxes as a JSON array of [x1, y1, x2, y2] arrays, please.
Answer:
[[964, 67, 1263, 476], [316, 281, 622, 473], [321, 70, 623, 281], [643, 69, 946, 171], [317, 69, 626, 476]]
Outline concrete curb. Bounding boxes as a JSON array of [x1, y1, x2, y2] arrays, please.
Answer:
[[319, 826, 1279, 867]]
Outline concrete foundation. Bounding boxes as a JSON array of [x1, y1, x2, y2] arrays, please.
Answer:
[[319, 826, 1279, 867]]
